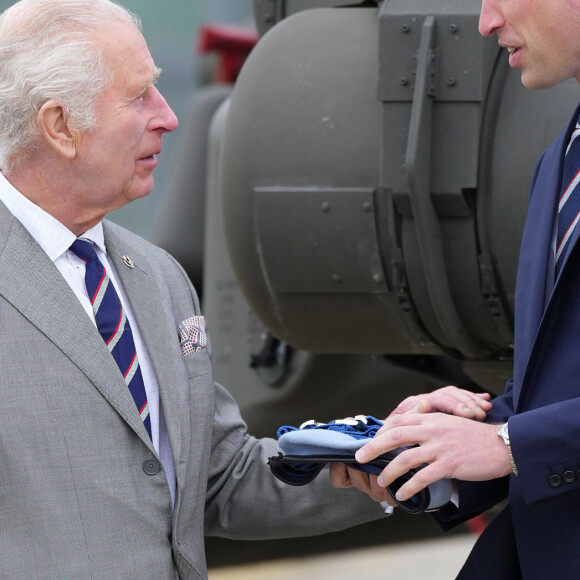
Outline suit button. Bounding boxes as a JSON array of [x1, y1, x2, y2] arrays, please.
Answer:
[[143, 459, 161, 475], [549, 474, 562, 487], [564, 470, 576, 483]]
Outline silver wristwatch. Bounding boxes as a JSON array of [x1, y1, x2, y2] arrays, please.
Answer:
[[497, 422, 518, 476]]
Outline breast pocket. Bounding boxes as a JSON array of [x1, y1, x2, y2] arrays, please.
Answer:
[[182, 348, 213, 381]]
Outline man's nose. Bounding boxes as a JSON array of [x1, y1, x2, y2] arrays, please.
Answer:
[[479, 0, 504, 37], [150, 87, 179, 133]]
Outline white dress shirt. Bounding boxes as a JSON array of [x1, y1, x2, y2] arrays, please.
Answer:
[[0, 172, 176, 507]]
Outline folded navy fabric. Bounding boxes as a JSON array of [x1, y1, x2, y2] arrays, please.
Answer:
[[268, 415, 452, 514]]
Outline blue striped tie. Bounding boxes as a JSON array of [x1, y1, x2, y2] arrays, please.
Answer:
[[556, 118, 580, 277], [70, 239, 152, 439]]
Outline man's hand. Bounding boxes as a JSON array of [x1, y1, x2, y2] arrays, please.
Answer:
[[328, 386, 492, 503], [329, 463, 397, 506], [388, 386, 492, 422], [355, 412, 513, 503]]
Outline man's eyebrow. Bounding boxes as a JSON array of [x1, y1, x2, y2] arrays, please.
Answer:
[[136, 66, 162, 95]]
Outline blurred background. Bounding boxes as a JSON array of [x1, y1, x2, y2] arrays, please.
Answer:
[[108, 0, 254, 240], [4, 0, 574, 576]]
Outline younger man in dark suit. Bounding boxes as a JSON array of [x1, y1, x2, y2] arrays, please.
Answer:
[[334, 1, 580, 577]]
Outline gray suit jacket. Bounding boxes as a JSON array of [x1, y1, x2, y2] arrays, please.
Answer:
[[0, 201, 381, 579]]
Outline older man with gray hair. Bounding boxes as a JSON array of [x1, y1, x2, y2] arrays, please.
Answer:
[[0, 0, 386, 577]]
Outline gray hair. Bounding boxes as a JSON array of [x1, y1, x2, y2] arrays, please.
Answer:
[[0, 0, 141, 172]]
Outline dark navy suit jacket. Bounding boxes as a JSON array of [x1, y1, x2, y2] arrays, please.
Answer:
[[437, 101, 580, 579]]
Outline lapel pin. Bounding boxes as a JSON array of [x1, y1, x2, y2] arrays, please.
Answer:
[[122, 255, 134, 268]]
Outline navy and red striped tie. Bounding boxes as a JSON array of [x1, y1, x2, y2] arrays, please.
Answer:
[[70, 239, 151, 439], [556, 118, 580, 277]]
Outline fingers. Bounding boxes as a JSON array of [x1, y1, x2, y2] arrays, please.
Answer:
[[388, 396, 421, 416], [329, 463, 353, 488], [385, 386, 492, 425], [347, 468, 396, 504], [329, 464, 396, 504], [382, 461, 443, 503], [357, 414, 452, 465], [361, 432, 453, 502], [474, 392, 492, 400], [359, 417, 510, 501], [423, 386, 491, 419], [357, 420, 412, 463]]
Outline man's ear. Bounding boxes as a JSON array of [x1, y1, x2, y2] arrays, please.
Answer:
[[37, 100, 78, 159]]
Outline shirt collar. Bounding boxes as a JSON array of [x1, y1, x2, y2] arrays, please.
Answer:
[[0, 171, 105, 261]]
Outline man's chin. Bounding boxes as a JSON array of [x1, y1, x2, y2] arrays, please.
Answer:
[[521, 70, 570, 90], [128, 177, 155, 201]]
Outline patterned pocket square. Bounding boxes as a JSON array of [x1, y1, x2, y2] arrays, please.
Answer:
[[179, 316, 207, 355]]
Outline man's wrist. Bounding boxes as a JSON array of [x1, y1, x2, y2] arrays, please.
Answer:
[[497, 422, 518, 476]]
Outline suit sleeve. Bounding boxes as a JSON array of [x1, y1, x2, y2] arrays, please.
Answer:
[[432, 379, 514, 531], [508, 398, 580, 506], [203, 380, 384, 539], [153, 246, 384, 539]]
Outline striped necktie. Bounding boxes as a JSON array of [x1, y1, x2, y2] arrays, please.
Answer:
[[555, 117, 580, 276], [70, 239, 152, 439]]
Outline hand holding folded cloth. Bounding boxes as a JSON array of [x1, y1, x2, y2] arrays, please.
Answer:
[[268, 415, 452, 514]]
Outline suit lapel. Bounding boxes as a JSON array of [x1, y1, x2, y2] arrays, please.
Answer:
[[553, 205, 580, 289], [515, 107, 579, 406], [549, 102, 580, 289], [104, 222, 184, 466], [0, 205, 154, 448]]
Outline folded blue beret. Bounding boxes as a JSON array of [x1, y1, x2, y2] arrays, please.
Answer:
[[268, 415, 452, 514]]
